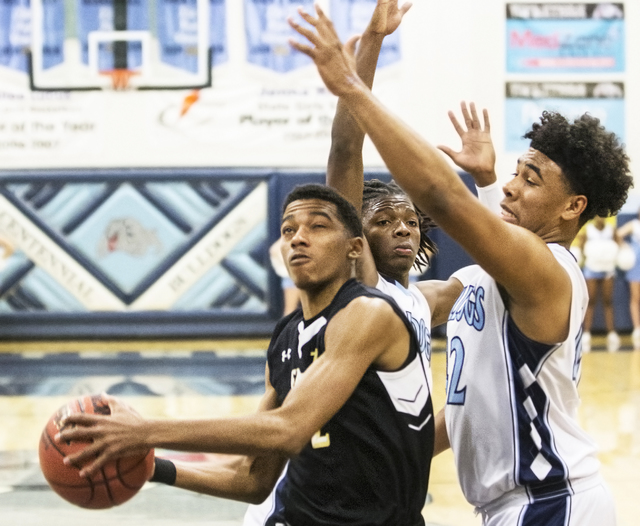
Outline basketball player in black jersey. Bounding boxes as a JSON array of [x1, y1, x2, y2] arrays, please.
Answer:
[[58, 184, 435, 526]]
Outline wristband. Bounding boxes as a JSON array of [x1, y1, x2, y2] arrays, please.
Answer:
[[150, 457, 176, 485], [476, 181, 503, 216]]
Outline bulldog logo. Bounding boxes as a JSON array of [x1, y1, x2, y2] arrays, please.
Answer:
[[97, 218, 162, 258]]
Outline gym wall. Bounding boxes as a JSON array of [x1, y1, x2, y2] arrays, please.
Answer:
[[0, 1, 636, 339]]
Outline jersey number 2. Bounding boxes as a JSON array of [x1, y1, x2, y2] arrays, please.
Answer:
[[446, 336, 467, 405]]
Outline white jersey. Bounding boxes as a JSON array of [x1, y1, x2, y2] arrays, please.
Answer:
[[445, 244, 600, 509], [243, 273, 433, 526], [374, 274, 433, 361], [583, 222, 617, 272]]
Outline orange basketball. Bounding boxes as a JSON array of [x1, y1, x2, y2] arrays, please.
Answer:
[[38, 394, 154, 509]]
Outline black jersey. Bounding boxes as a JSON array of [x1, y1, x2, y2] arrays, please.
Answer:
[[266, 278, 434, 526]]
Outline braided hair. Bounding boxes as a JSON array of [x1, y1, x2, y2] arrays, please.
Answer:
[[362, 179, 437, 272]]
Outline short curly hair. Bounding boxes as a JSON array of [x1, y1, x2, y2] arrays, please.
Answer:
[[283, 183, 363, 238], [524, 111, 632, 223], [362, 179, 437, 272]]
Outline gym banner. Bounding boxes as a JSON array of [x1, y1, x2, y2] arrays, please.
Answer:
[[0, 195, 125, 311], [505, 81, 625, 152], [330, 0, 401, 68], [78, 0, 148, 69], [210, 0, 228, 66], [245, 0, 314, 73], [41, 0, 65, 70], [506, 3, 625, 73], [158, 0, 200, 73], [0, 0, 30, 73]]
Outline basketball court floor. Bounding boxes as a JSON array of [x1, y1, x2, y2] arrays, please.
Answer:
[[0, 336, 638, 526]]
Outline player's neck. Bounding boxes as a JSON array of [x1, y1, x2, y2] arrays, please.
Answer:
[[299, 277, 350, 319], [380, 270, 410, 288]]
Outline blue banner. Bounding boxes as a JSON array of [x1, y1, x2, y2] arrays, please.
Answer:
[[41, 0, 65, 70], [0, 0, 30, 72], [158, 0, 201, 73], [506, 3, 625, 73], [78, 0, 148, 70], [245, 0, 314, 73], [211, 0, 227, 66], [330, 0, 401, 68], [505, 82, 625, 152]]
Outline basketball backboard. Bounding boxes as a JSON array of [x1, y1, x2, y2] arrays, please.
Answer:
[[29, 0, 215, 91]]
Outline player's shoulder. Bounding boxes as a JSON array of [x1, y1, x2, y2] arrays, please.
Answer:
[[268, 309, 303, 348], [338, 283, 405, 327]]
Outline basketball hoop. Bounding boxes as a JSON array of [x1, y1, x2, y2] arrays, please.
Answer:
[[100, 69, 139, 91]]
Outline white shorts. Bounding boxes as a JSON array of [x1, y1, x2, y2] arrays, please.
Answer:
[[478, 478, 616, 526]]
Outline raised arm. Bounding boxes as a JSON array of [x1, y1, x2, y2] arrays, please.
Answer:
[[327, 0, 412, 210], [327, 1, 411, 287], [288, 6, 577, 344]]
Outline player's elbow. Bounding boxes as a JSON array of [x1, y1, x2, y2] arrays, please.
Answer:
[[272, 428, 307, 457], [244, 483, 274, 505]]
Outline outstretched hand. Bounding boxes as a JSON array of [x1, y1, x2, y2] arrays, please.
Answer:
[[55, 394, 151, 478], [438, 102, 497, 187], [368, 0, 413, 36], [288, 5, 363, 97]]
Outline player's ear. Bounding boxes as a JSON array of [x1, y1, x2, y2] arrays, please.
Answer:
[[562, 194, 587, 221], [347, 237, 364, 260]]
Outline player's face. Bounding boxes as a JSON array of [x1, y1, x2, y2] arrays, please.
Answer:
[[362, 195, 420, 282], [280, 199, 357, 291], [501, 148, 574, 239]]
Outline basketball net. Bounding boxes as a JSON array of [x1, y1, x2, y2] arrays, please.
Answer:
[[100, 69, 139, 91]]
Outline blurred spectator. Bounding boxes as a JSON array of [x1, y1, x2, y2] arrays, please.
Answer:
[[616, 209, 640, 349], [575, 216, 620, 352]]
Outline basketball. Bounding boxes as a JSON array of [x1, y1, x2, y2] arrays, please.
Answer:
[[38, 394, 155, 509]]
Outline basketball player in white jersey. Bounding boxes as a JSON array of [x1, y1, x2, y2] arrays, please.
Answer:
[[289, 6, 632, 525]]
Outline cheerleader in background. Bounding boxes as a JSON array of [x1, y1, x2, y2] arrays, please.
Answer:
[[575, 216, 621, 352], [617, 209, 640, 349]]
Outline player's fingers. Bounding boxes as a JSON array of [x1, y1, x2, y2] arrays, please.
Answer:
[[289, 39, 315, 58], [103, 392, 122, 413], [314, 3, 328, 20], [437, 145, 457, 160], [469, 102, 480, 128], [59, 412, 101, 428], [288, 17, 318, 45], [56, 425, 98, 443], [483, 108, 491, 132], [399, 2, 413, 17], [78, 451, 111, 478], [460, 101, 473, 129], [447, 110, 465, 137], [62, 441, 105, 469], [345, 34, 361, 57], [296, 6, 318, 27]]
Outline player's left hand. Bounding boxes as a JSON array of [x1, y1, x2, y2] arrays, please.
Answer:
[[368, 0, 413, 36], [288, 5, 362, 97], [55, 394, 150, 478], [438, 101, 497, 187]]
